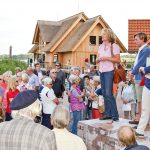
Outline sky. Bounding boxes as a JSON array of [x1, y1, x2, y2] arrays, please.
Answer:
[[0, 0, 150, 55]]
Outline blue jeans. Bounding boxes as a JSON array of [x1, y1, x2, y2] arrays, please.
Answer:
[[71, 111, 81, 135], [100, 70, 119, 119]]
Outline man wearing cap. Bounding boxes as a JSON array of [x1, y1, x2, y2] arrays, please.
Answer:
[[0, 90, 57, 150]]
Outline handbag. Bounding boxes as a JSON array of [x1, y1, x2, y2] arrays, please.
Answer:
[[98, 95, 105, 113], [111, 44, 126, 83]]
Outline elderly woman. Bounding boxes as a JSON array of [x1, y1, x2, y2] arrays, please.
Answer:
[[97, 28, 120, 121], [40, 77, 59, 129], [5, 76, 20, 121], [69, 75, 85, 135], [17, 73, 32, 91], [51, 105, 87, 150]]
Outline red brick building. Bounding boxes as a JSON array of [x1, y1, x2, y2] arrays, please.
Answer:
[[128, 20, 150, 53]]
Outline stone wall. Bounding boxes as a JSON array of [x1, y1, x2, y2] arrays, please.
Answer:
[[78, 118, 150, 150]]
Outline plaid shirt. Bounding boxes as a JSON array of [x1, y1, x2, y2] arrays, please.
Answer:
[[0, 117, 57, 150]]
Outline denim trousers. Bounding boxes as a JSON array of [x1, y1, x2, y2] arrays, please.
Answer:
[[42, 113, 53, 129], [71, 110, 81, 135], [100, 70, 119, 119]]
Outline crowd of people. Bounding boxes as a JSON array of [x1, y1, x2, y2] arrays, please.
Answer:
[[0, 28, 150, 150]]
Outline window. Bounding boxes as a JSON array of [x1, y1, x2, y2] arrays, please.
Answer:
[[89, 36, 96, 45], [99, 36, 103, 44], [53, 54, 58, 63]]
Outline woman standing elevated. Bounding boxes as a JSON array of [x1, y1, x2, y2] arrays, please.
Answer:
[[97, 28, 120, 121]]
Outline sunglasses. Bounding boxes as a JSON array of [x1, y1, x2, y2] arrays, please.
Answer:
[[52, 72, 56, 74], [16, 80, 19, 83], [0, 79, 3, 80]]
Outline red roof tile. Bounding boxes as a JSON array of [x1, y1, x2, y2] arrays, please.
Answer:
[[128, 20, 150, 53]]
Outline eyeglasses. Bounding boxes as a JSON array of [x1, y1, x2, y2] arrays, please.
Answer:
[[52, 72, 56, 74], [48, 83, 53, 85], [0, 79, 2, 80]]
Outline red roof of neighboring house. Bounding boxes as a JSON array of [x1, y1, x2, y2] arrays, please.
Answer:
[[128, 20, 150, 53]]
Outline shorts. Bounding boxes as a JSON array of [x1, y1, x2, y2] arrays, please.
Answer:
[[133, 80, 143, 102]]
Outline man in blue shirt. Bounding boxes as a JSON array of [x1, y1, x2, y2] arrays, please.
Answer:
[[130, 32, 150, 125]]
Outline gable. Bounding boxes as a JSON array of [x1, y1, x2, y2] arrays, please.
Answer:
[[58, 16, 127, 53]]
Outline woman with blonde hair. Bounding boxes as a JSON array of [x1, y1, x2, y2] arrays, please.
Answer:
[[2, 71, 13, 110], [97, 28, 120, 121], [5, 76, 19, 121]]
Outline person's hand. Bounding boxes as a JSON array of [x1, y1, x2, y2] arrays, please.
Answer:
[[139, 67, 145, 74], [96, 58, 100, 63], [129, 72, 134, 81], [54, 98, 59, 105], [123, 100, 128, 104], [99, 57, 109, 61]]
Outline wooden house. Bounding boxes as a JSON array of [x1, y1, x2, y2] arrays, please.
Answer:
[[29, 12, 127, 68]]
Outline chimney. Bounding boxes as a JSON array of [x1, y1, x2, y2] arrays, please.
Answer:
[[9, 45, 12, 58]]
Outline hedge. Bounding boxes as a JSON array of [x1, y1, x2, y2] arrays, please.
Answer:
[[0, 59, 27, 74]]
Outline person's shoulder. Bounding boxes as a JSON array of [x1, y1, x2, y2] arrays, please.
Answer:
[[137, 145, 150, 150], [113, 43, 120, 49], [69, 131, 85, 143], [141, 46, 150, 56]]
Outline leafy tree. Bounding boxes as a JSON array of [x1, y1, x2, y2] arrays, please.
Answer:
[[0, 59, 27, 74]]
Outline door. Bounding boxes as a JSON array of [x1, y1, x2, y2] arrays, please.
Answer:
[[90, 54, 97, 68]]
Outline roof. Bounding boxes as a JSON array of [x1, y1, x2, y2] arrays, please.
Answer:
[[32, 12, 87, 47], [30, 12, 127, 53], [128, 20, 150, 53], [57, 17, 97, 53], [28, 44, 38, 53], [57, 15, 127, 53], [44, 12, 87, 52], [38, 21, 61, 42]]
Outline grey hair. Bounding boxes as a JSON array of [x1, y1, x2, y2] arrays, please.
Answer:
[[51, 105, 70, 129]]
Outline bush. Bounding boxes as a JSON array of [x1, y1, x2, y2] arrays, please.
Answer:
[[0, 59, 27, 74]]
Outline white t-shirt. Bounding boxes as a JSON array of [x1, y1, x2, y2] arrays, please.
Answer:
[[40, 86, 56, 114]]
